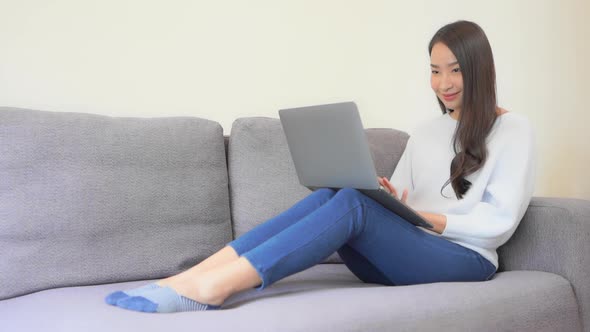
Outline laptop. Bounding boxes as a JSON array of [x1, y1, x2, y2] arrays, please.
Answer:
[[278, 101, 434, 229]]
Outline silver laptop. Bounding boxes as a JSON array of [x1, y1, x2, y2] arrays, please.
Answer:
[[278, 101, 434, 229]]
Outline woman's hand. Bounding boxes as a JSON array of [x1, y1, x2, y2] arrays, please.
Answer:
[[378, 177, 408, 204]]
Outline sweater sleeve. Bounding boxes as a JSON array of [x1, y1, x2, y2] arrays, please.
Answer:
[[441, 121, 536, 249], [389, 136, 414, 193]]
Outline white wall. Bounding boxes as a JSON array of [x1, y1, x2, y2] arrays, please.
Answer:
[[1, 0, 588, 200]]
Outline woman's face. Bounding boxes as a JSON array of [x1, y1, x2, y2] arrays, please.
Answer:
[[430, 42, 463, 112]]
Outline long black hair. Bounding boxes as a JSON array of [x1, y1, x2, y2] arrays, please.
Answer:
[[429, 20, 498, 199]]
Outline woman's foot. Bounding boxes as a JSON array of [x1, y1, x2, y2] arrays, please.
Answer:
[[114, 285, 222, 313], [108, 270, 226, 313], [104, 283, 161, 305], [104, 270, 190, 306], [156, 271, 226, 306]]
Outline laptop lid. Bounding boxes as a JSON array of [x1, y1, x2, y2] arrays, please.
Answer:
[[278, 101, 380, 190]]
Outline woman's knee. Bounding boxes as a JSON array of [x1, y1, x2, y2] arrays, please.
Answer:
[[313, 187, 337, 199], [334, 188, 364, 200]]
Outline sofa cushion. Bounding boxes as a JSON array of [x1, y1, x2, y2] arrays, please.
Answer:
[[0, 266, 581, 332], [498, 197, 590, 330], [0, 107, 233, 300], [227, 117, 409, 263]]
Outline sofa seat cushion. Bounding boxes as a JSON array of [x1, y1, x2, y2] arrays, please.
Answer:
[[0, 108, 233, 300], [0, 265, 581, 332]]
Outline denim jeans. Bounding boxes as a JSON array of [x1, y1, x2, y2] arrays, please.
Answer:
[[227, 188, 496, 290]]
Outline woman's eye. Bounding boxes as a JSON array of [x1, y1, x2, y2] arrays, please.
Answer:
[[431, 70, 439, 74], [452, 68, 461, 73]]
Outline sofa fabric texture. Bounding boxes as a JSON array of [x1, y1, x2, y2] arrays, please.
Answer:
[[1, 108, 589, 332], [498, 197, 590, 330], [0, 265, 581, 332], [227, 117, 409, 263], [0, 108, 233, 300]]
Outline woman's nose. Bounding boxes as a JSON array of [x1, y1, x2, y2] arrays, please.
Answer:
[[439, 74, 453, 90]]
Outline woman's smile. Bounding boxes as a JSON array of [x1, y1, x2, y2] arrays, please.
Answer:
[[442, 91, 460, 101]]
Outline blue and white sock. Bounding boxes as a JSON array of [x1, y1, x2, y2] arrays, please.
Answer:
[[105, 283, 161, 305], [115, 286, 221, 313]]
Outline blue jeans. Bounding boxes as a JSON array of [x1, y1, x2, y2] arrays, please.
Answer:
[[227, 188, 496, 290]]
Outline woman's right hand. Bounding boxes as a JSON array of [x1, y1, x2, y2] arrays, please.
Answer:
[[378, 177, 408, 204]]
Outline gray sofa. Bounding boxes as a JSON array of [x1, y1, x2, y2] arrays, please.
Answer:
[[1, 107, 588, 332]]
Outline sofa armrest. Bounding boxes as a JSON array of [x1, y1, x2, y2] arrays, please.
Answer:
[[498, 197, 590, 331]]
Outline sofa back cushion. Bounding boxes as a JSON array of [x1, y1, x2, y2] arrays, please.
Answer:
[[227, 117, 409, 263], [0, 108, 233, 300]]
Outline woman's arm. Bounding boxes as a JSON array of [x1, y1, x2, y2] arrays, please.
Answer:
[[417, 212, 447, 234], [438, 118, 536, 249]]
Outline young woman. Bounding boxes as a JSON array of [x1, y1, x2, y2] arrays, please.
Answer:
[[106, 20, 536, 313]]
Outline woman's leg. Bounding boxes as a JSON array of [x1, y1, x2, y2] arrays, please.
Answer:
[[156, 246, 240, 287], [336, 203, 497, 286], [158, 188, 336, 285], [107, 188, 336, 306], [114, 188, 494, 312], [127, 187, 383, 310], [336, 244, 394, 285], [191, 188, 495, 302], [226, 188, 337, 256]]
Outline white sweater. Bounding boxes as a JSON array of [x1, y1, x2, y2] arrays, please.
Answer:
[[389, 112, 536, 269]]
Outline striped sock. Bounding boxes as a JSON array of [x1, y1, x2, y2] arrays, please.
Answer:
[[115, 286, 221, 313], [105, 283, 160, 305]]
